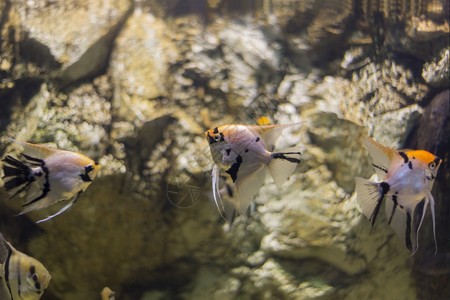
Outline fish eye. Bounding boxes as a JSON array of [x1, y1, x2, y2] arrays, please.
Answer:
[[214, 135, 221, 141], [32, 273, 39, 282], [429, 162, 436, 169]]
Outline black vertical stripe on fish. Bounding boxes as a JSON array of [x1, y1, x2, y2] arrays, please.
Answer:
[[272, 152, 301, 163], [226, 155, 243, 182], [405, 211, 412, 251], [213, 127, 219, 134], [219, 132, 225, 142], [225, 182, 234, 197], [372, 163, 388, 173], [225, 148, 231, 156], [408, 161, 413, 169], [73, 190, 83, 204], [399, 151, 409, 164], [17, 253, 22, 298], [370, 182, 390, 226], [388, 193, 398, 224], [4, 244, 14, 300], [80, 165, 94, 182], [23, 161, 50, 207]]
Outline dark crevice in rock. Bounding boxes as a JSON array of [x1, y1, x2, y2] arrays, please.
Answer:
[[0, 77, 43, 134], [405, 90, 450, 300], [55, 0, 135, 90], [18, 32, 62, 70]]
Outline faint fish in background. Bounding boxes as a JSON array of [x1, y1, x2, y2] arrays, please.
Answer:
[[1, 139, 101, 223], [355, 137, 442, 254], [205, 119, 302, 220], [101, 287, 115, 300], [0, 233, 51, 300]]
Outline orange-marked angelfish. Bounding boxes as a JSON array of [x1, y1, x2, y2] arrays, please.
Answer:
[[1, 139, 101, 223], [0, 233, 51, 300], [355, 137, 442, 254], [205, 120, 302, 220]]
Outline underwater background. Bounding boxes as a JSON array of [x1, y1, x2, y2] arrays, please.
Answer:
[[0, 0, 449, 299]]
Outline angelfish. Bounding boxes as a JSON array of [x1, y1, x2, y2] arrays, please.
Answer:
[[0, 234, 51, 300], [2, 139, 101, 223], [101, 287, 115, 300], [355, 137, 442, 254], [205, 121, 302, 220]]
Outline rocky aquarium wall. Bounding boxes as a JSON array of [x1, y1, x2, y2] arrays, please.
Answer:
[[0, 0, 449, 299]]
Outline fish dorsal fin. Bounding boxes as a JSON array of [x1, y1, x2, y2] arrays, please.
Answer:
[[9, 139, 57, 160], [363, 137, 397, 180], [234, 164, 266, 214], [256, 122, 302, 151], [0, 234, 18, 255]]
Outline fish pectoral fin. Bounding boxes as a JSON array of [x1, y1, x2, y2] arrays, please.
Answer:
[[268, 146, 302, 188], [428, 193, 438, 254], [410, 198, 429, 255], [234, 164, 266, 215]]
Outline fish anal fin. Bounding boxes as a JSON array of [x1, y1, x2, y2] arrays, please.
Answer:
[[35, 191, 82, 223], [235, 165, 266, 214], [385, 196, 409, 250]]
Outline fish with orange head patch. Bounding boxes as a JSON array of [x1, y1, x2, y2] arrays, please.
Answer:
[[355, 137, 442, 254], [205, 121, 302, 220]]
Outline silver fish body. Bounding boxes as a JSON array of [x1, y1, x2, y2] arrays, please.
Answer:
[[355, 137, 442, 254], [205, 122, 302, 220]]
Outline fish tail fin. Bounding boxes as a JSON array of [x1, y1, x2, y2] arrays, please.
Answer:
[[354, 177, 384, 226], [2, 155, 35, 198], [268, 146, 302, 188]]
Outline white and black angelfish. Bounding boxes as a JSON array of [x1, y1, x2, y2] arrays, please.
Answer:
[[205, 120, 302, 220], [0, 234, 51, 300], [355, 137, 442, 254], [2, 139, 101, 223]]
